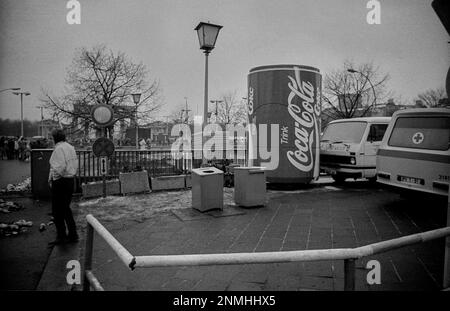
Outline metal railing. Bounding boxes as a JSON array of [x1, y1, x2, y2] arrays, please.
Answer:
[[76, 150, 192, 183], [82, 214, 450, 291], [76, 148, 247, 184]]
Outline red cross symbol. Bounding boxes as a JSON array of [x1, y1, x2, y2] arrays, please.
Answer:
[[412, 132, 424, 144]]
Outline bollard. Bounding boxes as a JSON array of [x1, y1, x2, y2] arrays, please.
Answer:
[[344, 258, 356, 291], [444, 188, 450, 288], [83, 223, 94, 291]]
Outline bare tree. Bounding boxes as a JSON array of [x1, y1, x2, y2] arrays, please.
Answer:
[[322, 60, 390, 122], [416, 87, 448, 107], [168, 103, 190, 124], [215, 90, 247, 125], [40, 44, 162, 136]]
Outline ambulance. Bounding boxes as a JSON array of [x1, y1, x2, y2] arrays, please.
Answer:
[[376, 108, 450, 196]]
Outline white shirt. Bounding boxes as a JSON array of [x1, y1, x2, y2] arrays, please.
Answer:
[[139, 139, 147, 150], [49, 141, 78, 181]]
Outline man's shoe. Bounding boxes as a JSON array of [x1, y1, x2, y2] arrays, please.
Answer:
[[67, 236, 79, 243], [48, 238, 67, 246], [48, 236, 67, 245]]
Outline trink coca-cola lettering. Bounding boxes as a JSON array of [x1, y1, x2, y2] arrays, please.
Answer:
[[286, 67, 320, 172]]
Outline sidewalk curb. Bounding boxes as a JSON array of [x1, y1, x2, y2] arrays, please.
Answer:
[[36, 206, 84, 291], [36, 241, 82, 291]]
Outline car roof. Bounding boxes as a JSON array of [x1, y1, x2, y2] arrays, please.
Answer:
[[328, 116, 391, 124], [392, 108, 450, 118]]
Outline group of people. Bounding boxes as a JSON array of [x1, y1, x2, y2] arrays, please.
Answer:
[[139, 138, 151, 150], [0, 136, 31, 161]]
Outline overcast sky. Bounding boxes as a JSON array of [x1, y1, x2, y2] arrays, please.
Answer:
[[0, 0, 448, 121]]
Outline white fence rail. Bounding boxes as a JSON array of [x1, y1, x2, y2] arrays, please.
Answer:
[[83, 214, 450, 291]]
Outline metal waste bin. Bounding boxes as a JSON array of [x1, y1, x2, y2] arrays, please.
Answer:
[[234, 167, 266, 207], [31, 149, 52, 200], [192, 167, 224, 212]]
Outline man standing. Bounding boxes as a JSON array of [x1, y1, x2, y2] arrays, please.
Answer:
[[48, 129, 79, 245]]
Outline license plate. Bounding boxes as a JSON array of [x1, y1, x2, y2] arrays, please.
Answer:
[[398, 176, 424, 185]]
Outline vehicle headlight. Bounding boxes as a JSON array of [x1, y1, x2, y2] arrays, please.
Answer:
[[350, 157, 356, 165]]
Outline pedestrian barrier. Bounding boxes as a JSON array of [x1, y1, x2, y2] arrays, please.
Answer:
[[31, 148, 246, 198], [83, 213, 450, 291]]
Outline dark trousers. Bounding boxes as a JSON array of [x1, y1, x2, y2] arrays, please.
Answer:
[[51, 177, 77, 239]]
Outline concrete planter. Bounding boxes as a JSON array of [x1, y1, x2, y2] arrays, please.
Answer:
[[185, 174, 192, 188], [81, 179, 121, 199], [119, 170, 150, 195], [151, 175, 186, 191]]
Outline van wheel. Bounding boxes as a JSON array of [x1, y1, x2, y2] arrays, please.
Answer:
[[332, 174, 346, 184]]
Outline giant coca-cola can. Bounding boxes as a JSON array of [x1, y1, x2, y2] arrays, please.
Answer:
[[247, 64, 321, 183]]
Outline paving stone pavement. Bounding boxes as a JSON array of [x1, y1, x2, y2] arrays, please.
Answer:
[[85, 182, 447, 291]]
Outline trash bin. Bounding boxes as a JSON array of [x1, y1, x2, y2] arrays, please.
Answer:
[[234, 167, 266, 207], [31, 149, 52, 200], [192, 167, 224, 212]]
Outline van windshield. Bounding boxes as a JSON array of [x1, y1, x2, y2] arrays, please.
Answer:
[[388, 117, 450, 151], [321, 121, 367, 144]]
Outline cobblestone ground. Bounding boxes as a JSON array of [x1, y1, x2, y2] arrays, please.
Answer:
[[80, 182, 447, 291]]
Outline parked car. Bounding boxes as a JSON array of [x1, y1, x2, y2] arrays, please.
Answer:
[[320, 117, 391, 183]]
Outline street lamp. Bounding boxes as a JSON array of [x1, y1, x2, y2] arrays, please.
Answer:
[[195, 21, 223, 164], [0, 87, 20, 93], [347, 68, 377, 110], [210, 100, 224, 123], [131, 93, 141, 149], [36, 106, 44, 136], [182, 97, 191, 123], [12, 91, 31, 137]]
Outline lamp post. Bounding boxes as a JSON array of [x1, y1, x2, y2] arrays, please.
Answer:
[[347, 69, 377, 111], [36, 106, 44, 136], [195, 21, 223, 165], [210, 100, 224, 123], [182, 97, 191, 123], [131, 93, 141, 149], [12, 91, 31, 137]]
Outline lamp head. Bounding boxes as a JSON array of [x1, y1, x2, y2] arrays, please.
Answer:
[[195, 21, 223, 52]]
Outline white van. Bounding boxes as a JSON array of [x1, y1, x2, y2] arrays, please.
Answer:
[[320, 117, 391, 183], [377, 108, 450, 197]]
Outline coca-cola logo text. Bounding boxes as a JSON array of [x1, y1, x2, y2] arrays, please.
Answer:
[[248, 87, 254, 115], [286, 67, 320, 172]]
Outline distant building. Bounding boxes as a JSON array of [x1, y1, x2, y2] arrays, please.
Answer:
[[145, 121, 169, 143], [40, 119, 60, 139], [124, 121, 173, 147]]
